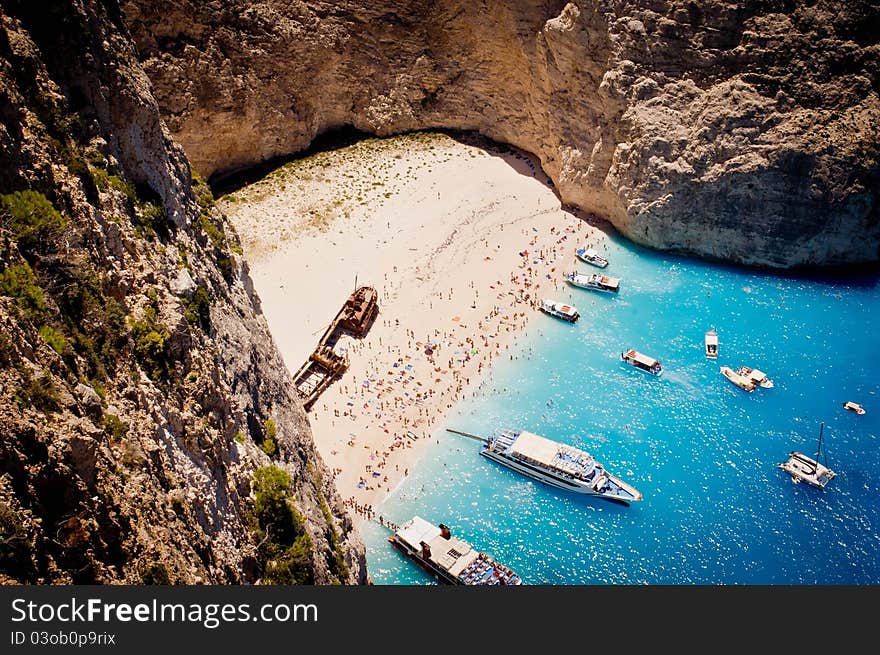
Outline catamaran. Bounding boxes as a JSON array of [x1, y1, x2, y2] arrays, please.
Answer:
[[575, 247, 609, 268], [388, 516, 522, 585], [452, 428, 642, 505], [563, 271, 620, 293], [778, 422, 836, 489], [539, 298, 579, 323]]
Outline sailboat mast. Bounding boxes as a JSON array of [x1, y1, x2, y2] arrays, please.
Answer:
[[814, 422, 825, 472]]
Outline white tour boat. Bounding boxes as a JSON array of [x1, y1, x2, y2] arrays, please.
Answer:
[[575, 247, 609, 268], [539, 299, 579, 323], [705, 329, 718, 359], [621, 348, 662, 375], [720, 365, 756, 392], [778, 422, 836, 489], [737, 366, 774, 389], [477, 428, 642, 505], [563, 271, 620, 293], [389, 516, 522, 585]]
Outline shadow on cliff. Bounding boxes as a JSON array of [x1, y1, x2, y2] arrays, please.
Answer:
[[208, 126, 563, 202]]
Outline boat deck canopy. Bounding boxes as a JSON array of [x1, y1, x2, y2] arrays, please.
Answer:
[[509, 431, 563, 468], [625, 350, 657, 367]]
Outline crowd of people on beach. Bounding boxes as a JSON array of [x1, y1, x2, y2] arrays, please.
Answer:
[[313, 218, 604, 522]]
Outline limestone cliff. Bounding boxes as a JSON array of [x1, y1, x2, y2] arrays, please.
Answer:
[[0, 0, 366, 584], [122, 0, 879, 268]]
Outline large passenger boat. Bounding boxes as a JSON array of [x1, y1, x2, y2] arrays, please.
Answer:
[[621, 348, 662, 375], [563, 271, 620, 293], [478, 428, 642, 505], [388, 516, 522, 585]]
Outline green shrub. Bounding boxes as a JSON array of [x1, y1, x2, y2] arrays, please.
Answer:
[[263, 533, 314, 585], [131, 305, 173, 383], [103, 413, 129, 440], [234, 430, 246, 445], [183, 286, 211, 332], [38, 325, 70, 355], [15, 368, 60, 413], [252, 465, 314, 585], [253, 466, 300, 545], [0, 190, 67, 255], [0, 501, 31, 580], [0, 263, 47, 323], [141, 562, 170, 585], [199, 214, 226, 250]]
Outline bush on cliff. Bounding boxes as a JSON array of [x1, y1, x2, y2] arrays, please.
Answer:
[[252, 465, 314, 585]]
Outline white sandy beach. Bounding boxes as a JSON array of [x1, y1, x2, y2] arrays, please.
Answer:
[[219, 132, 609, 525]]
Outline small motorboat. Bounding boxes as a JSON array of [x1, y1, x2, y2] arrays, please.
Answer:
[[843, 401, 865, 415], [704, 329, 718, 359], [575, 247, 609, 268], [720, 366, 756, 392]]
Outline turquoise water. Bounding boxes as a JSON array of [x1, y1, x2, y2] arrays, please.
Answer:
[[361, 231, 880, 585]]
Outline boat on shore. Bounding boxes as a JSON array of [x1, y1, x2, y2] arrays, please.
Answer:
[[843, 401, 865, 415], [621, 348, 662, 375], [575, 247, 609, 268], [737, 366, 773, 389], [778, 422, 836, 489], [388, 516, 522, 585], [564, 271, 620, 293], [720, 365, 756, 392], [539, 298, 579, 323], [459, 428, 642, 505], [705, 329, 718, 359]]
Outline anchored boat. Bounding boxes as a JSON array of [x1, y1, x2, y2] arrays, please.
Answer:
[[705, 329, 718, 359], [564, 271, 620, 293], [539, 298, 579, 323], [737, 366, 773, 389], [843, 401, 865, 415], [575, 247, 609, 268], [778, 422, 836, 489], [621, 348, 662, 375], [388, 516, 522, 585], [720, 365, 756, 392], [450, 428, 642, 505]]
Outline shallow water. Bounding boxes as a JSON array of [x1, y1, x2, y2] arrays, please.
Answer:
[[361, 233, 880, 584]]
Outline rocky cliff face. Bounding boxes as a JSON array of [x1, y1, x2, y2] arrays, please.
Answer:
[[0, 1, 366, 584], [122, 0, 879, 268]]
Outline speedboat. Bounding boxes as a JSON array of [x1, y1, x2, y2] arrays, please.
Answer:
[[720, 366, 756, 392], [737, 366, 773, 389], [575, 247, 609, 268], [704, 329, 718, 359], [843, 401, 865, 415], [539, 299, 579, 323]]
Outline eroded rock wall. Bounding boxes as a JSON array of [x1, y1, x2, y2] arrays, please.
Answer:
[[122, 0, 879, 268], [0, 0, 366, 584]]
